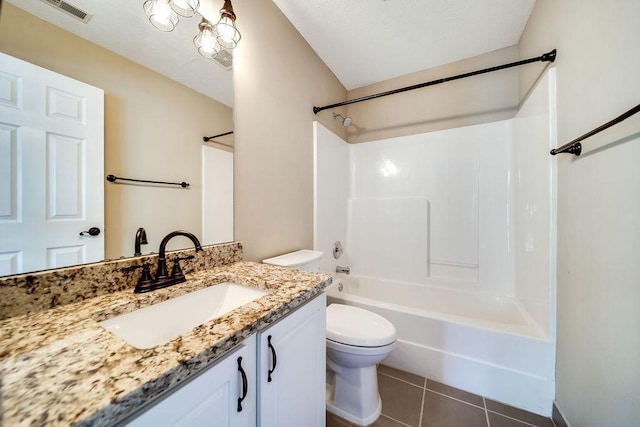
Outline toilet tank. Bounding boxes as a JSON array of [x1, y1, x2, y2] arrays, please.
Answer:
[[262, 250, 323, 272]]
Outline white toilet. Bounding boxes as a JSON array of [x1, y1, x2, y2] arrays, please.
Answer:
[[263, 250, 397, 426]]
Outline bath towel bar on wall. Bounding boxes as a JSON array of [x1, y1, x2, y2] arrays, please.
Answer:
[[106, 174, 189, 188], [550, 103, 640, 156], [313, 49, 557, 114], [203, 131, 233, 142]]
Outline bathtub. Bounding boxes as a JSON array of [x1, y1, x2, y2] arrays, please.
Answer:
[[325, 275, 555, 416]]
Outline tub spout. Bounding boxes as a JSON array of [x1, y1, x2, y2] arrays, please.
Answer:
[[336, 266, 350, 275]]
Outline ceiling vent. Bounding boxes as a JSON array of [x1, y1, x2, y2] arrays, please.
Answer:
[[213, 49, 233, 71], [40, 0, 93, 23]]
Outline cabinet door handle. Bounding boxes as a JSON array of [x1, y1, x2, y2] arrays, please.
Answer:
[[237, 356, 248, 412], [267, 335, 277, 382]]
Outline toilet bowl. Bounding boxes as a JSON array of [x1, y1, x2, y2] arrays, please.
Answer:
[[325, 303, 396, 425], [263, 250, 397, 426]]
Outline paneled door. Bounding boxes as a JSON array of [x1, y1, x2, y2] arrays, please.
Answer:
[[0, 52, 104, 275]]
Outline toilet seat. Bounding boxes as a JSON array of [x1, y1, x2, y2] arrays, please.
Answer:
[[326, 304, 396, 347], [326, 338, 395, 358]]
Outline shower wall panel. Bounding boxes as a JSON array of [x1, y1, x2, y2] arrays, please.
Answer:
[[313, 122, 350, 274], [348, 121, 512, 294], [348, 198, 429, 283], [511, 70, 557, 336]]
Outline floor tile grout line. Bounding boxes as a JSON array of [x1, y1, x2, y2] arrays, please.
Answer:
[[379, 369, 554, 427], [423, 388, 486, 411], [378, 371, 426, 390], [379, 414, 414, 427], [418, 376, 427, 427], [484, 397, 491, 427], [424, 379, 485, 408]]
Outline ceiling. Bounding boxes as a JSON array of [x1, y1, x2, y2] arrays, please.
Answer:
[[6, 0, 234, 107], [272, 0, 536, 90], [6, 0, 536, 105]]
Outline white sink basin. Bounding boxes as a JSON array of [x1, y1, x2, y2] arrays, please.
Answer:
[[99, 282, 268, 349]]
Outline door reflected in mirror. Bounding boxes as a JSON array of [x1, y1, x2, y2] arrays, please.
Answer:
[[0, 1, 234, 276]]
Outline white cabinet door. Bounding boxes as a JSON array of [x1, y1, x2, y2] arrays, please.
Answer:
[[0, 52, 104, 275], [126, 337, 256, 427], [258, 294, 326, 427]]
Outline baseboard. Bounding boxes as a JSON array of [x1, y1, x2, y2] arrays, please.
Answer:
[[552, 401, 570, 427]]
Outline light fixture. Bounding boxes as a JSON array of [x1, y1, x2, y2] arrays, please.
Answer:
[[144, 0, 179, 32], [213, 0, 241, 49], [143, 0, 241, 60], [143, 0, 199, 31], [193, 18, 220, 59], [170, 0, 199, 17]]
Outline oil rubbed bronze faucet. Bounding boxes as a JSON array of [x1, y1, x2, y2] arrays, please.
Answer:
[[134, 227, 148, 256], [133, 230, 203, 293]]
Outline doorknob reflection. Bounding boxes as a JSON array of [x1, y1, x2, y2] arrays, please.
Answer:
[[79, 227, 101, 236]]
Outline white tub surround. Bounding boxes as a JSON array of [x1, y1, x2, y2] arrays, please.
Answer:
[[314, 70, 558, 416]]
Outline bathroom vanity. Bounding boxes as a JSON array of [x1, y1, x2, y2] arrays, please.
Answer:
[[0, 242, 331, 426], [125, 294, 326, 427]]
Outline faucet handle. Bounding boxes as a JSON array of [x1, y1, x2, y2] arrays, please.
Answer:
[[139, 263, 153, 283], [132, 263, 157, 293], [170, 255, 195, 278], [122, 265, 139, 273], [123, 263, 154, 286], [335, 266, 351, 275]]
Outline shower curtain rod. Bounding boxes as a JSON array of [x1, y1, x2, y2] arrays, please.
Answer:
[[550, 103, 640, 156], [313, 49, 557, 114]]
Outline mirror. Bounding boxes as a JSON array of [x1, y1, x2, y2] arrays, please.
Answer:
[[0, 0, 234, 276]]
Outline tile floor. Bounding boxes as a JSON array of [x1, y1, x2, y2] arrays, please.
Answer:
[[327, 365, 557, 427]]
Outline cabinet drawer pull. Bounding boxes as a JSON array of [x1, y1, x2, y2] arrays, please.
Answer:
[[237, 356, 248, 412], [267, 335, 277, 382]]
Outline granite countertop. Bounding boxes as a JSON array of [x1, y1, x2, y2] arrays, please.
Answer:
[[0, 261, 331, 426]]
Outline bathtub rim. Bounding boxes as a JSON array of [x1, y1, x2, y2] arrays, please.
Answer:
[[326, 275, 549, 341]]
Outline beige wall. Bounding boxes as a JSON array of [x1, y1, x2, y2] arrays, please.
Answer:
[[346, 46, 520, 143], [519, 1, 640, 425], [0, 4, 233, 259], [232, 0, 347, 262]]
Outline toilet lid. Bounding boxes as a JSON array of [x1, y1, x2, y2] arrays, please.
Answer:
[[326, 304, 396, 347]]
